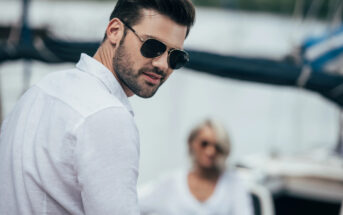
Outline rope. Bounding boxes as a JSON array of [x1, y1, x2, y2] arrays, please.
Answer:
[[297, 65, 312, 87]]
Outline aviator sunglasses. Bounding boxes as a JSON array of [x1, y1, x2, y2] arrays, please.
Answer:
[[121, 20, 189, 70], [200, 140, 224, 154]]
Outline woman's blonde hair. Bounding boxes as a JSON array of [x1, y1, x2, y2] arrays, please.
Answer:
[[188, 119, 231, 170]]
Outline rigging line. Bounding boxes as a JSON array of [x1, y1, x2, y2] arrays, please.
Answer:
[[334, 110, 343, 156], [288, 0, 324, 49], [290, 0, 305, 30], [7, 21, 22, 44], [34, 37, 60, 62], [292, 0, 304, 20], [8, 0, 31, 44], [288, 0, 305, 59], [304, 0, 325, 23], [0, 66, 3, 125], [331, 0, 343, 28], [327, 0, 341, 22], [297, 0, 326, 44], [297, 65, 312, 88], [330, 83, 343, 98], [21, 60, 32, 96]]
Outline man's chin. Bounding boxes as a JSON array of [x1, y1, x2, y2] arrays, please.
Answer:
[[134, 84, 160, 98], [134, 88, 158, 98]]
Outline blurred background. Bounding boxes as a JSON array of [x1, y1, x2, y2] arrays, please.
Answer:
[[0, 0, 343, 214]]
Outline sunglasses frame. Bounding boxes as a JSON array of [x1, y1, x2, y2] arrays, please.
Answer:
[[120, 20, 189, 70], [200, 140, 224, 154]]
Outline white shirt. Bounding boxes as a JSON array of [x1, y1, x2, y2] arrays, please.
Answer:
[[139, 170, 253, 215], [0, 54, 140, 215]]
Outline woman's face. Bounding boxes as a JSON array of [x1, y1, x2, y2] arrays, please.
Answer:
[[190, 125, 226, 170]]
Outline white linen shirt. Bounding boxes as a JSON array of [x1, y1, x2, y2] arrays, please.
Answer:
[[139, 170, 253, 215], [0, 54, 140, 215]]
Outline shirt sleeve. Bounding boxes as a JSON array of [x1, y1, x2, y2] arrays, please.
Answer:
[[74, 107, 140, 215]]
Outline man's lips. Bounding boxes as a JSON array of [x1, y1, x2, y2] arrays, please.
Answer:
[[142, 71, 163, 85], [143, 71, 162, 79]]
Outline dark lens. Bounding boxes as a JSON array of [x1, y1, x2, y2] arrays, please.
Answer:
[[215, 144, 223, 154], [141, 39, 166, 58], [201, 141, 208, 148], [168, 49, 189, 70]]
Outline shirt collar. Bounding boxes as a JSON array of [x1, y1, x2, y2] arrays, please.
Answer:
[[76, 53, 134, 116]]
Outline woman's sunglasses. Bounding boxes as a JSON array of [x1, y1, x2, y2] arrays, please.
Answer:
[[121, 20, 189, 70], [200, 140, 224, 154]]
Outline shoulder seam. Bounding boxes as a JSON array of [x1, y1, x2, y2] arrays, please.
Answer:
[[34, 85, 126, 118]]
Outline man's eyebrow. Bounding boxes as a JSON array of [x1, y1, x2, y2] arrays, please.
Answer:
[[142, 34, 183, 50]]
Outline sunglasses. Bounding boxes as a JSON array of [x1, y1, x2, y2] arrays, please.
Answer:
[[121, 20, 189, 70], [200, 140, 224, 154]]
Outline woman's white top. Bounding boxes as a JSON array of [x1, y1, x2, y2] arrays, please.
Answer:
[[139, 169, 253, 215]]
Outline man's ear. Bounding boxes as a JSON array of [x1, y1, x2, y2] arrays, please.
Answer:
[[105, 18, 125, 47]]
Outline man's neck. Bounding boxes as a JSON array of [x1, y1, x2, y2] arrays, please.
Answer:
[[93, 43, 134, 97], [94, 43, 114, 75]]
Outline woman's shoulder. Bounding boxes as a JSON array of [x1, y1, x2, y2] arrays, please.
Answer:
[[221, 169, 240, 181], [220, 169, 250, 190]]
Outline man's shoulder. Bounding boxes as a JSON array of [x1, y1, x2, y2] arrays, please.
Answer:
[[35, 68, 126, 117]]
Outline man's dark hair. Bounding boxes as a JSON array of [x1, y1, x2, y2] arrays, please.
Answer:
[[103, 0, 195, 40]]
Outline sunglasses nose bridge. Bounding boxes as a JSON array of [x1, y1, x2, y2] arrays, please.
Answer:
[[204, 144, 217, 156], [151, 51, 169, 71]]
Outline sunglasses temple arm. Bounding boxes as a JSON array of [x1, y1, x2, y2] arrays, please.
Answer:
[[121, 20, 145, 43]]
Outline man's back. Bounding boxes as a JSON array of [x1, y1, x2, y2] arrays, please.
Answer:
[[0, 55, 140, 215]]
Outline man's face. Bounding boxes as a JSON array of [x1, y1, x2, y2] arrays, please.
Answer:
[[112, 10, 188, 98]]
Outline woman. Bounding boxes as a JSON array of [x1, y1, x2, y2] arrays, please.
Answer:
[[139, 119, 253, 215]]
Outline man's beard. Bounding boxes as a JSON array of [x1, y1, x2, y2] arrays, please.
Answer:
[[112, 41, 166, 98]]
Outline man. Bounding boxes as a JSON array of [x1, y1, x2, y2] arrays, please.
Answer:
[[0, 0, 195, 214]]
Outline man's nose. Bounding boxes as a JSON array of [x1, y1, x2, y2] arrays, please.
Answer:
[[151, 51, 169, 72]]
